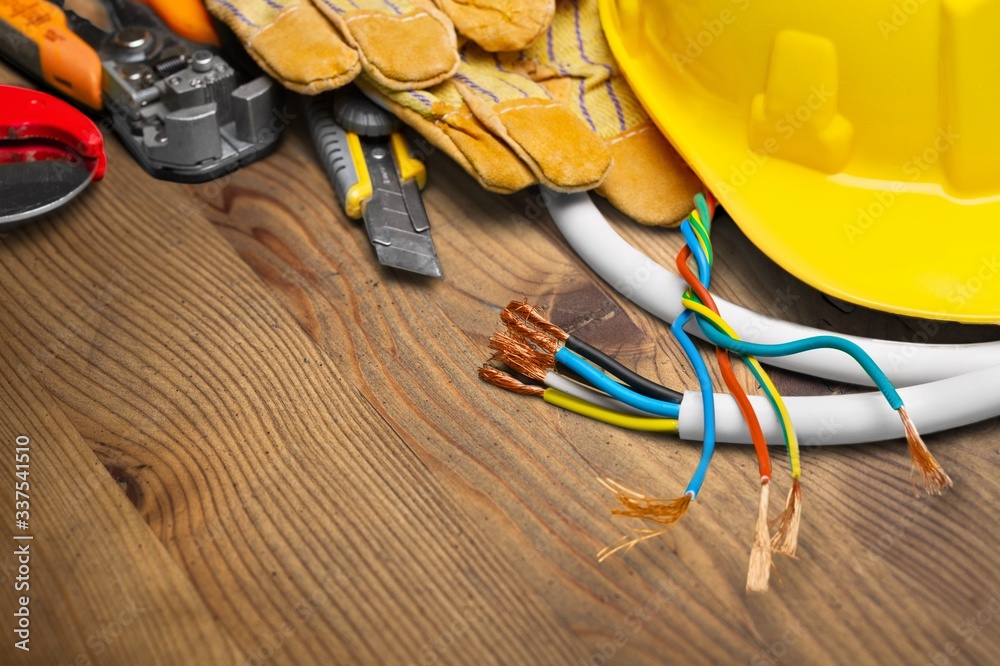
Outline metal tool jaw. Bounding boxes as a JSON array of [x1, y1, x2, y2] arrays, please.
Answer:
[[304, 88, 444, 279], [0, 0, 282, 182], [1, 84, 106, 227]]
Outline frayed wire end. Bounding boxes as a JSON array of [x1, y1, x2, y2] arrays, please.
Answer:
[[596, 478, 692, 563], [746, 479, 773, 593], [478, 365, 545, 396], [769, 479, 802, 558], [899, 406, 952, 496]]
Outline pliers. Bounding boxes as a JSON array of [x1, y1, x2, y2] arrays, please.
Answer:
[[1, 83, 106, 227]]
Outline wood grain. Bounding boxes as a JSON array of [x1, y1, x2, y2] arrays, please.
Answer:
[[3, 63, 1000, 665]]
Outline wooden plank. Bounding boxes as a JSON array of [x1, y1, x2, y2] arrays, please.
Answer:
[[0, 97, 590, 664], [0, 326, 243, 664]]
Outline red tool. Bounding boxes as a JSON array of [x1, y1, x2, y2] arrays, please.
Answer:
[[0, 83, 106, 227]]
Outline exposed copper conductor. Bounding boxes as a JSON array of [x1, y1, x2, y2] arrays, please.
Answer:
[[500, 308, 562, 354], [746, 480, 773, 593], [769, 479, 802, 558], [505, 300, 569, 342], [478, 365, 546, 396], [489, 331, 553, 382], [596, 478, 692, 562], [899, 406, 953, 496]]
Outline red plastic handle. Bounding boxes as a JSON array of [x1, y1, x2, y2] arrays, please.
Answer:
[[0, 84, 106, 180]]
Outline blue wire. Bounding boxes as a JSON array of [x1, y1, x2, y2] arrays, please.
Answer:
[[554, 348, 681, 418], [673, 199, 717, 499], [680, 220, 712, 289], [693, 318, 904, 410], [671, 311, 715, 498]]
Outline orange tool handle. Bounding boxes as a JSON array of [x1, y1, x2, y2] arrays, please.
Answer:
[[133, 0, 219, 45], [0, 0, 103, 109]]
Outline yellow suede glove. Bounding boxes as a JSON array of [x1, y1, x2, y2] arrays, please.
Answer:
[[360, 0, 701, 220], [205, 0, 455, 92], [207, 0, 700, 222], [524, 0, 703, 226], [359, 44, 612, 194], [204, 0, 553, 93]]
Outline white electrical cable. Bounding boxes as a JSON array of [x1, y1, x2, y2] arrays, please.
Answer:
[[544, 372, 658, 417], [544, 189, 1000, 444], [546, 189, 1000, 387], [680, 363, 1000, 444]]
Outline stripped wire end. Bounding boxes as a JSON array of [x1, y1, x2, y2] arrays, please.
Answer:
[[500, 308, 561, 354], [505, 300, 570, 342], [898, 406, 953, 496], [596, 478, 692, 562], [478, 365, 545, 396], [769, 479, 802, 558], [746, 479, 773, 593], [489, 332, 554, 382]]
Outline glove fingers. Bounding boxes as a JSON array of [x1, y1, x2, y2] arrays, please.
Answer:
[[206, 1, 360, 94], [433, 0, 555, 51], [596, 123, 703, 227], [357, 78, 536, 193], [525, 0, 703, 223], [453, 56, 610, 192], [314, 0, 459, 90]]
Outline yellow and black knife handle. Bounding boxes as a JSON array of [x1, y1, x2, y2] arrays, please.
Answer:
[[305, 95, 426, 220]]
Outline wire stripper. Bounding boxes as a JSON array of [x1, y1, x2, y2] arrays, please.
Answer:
[[0, 0, 282, 182]]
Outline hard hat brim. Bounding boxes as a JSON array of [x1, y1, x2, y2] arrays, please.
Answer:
[[599, 0, 1000, 323]]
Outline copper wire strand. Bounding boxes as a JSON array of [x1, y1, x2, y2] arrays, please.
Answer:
[[596, 478, 692, 562], [768, 479, 802, 558], [898, 406, 953, 496], [489, 331, 554, 382], [500, 308, 563, 354], [478, 365, 546, 396], [746, 479, 773, 593], [506, 300, 570, 342]]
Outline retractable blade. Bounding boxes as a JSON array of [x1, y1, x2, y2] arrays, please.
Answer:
[[304, 89, 443, 279]]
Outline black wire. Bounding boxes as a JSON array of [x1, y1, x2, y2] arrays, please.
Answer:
[[565, 336, 684, 404]]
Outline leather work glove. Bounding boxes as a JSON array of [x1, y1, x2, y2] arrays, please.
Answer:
[[524, 0, 703, 224], [204, 0, 554, 93], [207, 0, 701, 224], [357, 44, 613, 194], [361, 0, 701, 222]]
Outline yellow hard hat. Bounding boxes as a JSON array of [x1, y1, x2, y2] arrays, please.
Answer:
[[599, 0, 1000, 323]]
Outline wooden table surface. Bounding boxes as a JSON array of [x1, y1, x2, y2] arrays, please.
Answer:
[[3, 63, 1000, 665]]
